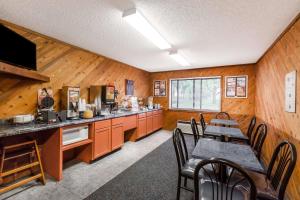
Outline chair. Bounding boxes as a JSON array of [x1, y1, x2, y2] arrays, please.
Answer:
[[172, 128, 201, 200], [215, 112, 231, 120], [246, 116, 256, 143], [249, 141, 297, 200], [250, 123, 267, 160], [190, 118, 201, 146], [194, 158, 257, 200], [199, 113, 206, 134]]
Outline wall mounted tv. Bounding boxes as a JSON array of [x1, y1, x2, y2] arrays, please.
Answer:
[[0, 24, 36, 70]]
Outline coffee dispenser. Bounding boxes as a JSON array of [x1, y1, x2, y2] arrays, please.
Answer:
[[61, 86, 80, 119]]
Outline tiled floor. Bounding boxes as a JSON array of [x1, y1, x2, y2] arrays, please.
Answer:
[[0, 130, 171, 200]]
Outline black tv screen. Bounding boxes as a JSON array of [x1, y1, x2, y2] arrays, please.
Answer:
[[0, 24, 36, 70]]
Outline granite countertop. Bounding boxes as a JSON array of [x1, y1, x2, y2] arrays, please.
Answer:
[[192, 138, 264, 173], [0, 109, 162, 138]]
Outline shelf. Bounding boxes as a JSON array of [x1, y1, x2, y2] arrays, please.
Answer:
[[0, 61, 50, 82], [62, 139, 93, 151]]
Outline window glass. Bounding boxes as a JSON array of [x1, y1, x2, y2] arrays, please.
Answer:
[[169, 77, 221, 111]]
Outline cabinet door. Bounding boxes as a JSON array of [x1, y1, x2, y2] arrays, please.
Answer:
[[137, 118, 147, 138], [146, 116, 153, 134], [158, 111, 163, 128], [111, 124, 124, 150], [153, 114, 159, 131], [94, 127, 111, 159]]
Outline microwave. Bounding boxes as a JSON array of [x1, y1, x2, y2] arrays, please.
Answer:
[[101, 85, 115, 104]]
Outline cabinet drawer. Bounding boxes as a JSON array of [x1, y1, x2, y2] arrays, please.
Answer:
[[94, 119, 111, 130], [138, 113, 146, 118], [123, 115, 137, 131], [112, 117, 124, 126], [153, 110, 159, 115], [146, 111, 153, 117]]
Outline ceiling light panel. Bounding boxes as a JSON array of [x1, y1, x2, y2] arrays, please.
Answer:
[[123, 8, 171, 50]]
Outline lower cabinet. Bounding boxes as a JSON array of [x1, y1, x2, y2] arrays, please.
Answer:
[[158, 110, 163, 128], [153, 113, 159, 131], [111, 124, 124, 150], [146, 116, 153, 134], [94, 126, 111, 159], [92, 110, 163, 159], [137, 117, 147, 138]]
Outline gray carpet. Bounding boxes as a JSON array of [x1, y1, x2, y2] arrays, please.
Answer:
[[85, 135, 194, 200]]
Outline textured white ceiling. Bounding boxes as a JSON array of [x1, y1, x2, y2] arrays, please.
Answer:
[[0, 0, 299, 72]]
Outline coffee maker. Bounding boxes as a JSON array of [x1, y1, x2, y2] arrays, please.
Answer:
[[61, 86, 80, 119]]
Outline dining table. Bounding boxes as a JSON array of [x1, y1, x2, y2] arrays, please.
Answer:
[[210, 118, 239, 127], [204, 125, 248, 141], [192, 138, 264, 173]]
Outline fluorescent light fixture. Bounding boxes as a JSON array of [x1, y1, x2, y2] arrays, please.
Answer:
[[169, 50, 190, 66], [123, 8, 171, 50]]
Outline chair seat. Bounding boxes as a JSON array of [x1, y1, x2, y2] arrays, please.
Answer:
[[248, 171, 278, 200], [181, 158, 214, 178], [197, 180, 251, 200], [181, 158, 202, 178]]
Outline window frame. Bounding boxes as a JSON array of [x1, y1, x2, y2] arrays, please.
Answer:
[[169, 76, 222, 112]]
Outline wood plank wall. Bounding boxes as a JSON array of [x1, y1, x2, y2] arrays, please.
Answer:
[[255, 17, 300, 200], [0, 24, 151, 119], [150, 64, 256, 132]]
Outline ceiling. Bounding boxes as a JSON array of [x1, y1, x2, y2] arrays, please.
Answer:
[[0, 0, 299, 72]]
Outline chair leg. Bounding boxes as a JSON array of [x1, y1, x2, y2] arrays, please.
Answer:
[[176, 176, 181, 200], [184, 177, 187, 187]]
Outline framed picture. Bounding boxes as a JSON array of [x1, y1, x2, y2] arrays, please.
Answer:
[[225, 75, 248, 98], [285, 70, 296, 113], [153, 80, 167, 97], [125, 79, 134, 96]]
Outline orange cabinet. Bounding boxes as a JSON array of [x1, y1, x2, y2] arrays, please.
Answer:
[[93, 120, 111, 159], [153, 113, 159, 131], [123, 115, 137, 131], [137, 117, 147, 138], [111, 118, 124, 150], [146, 112, 153, 134], [158, 110, 163, 129]]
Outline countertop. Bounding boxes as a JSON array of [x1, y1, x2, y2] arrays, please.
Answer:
[[0, 109, 162, 138]]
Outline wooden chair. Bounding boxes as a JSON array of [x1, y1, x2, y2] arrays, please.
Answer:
[[249, 141, 297, 200], [215, 112, 231, 120], [0, 140, 45, 194], [194, 158, 257, 200]]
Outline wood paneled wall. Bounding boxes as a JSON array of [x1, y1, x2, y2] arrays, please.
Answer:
[[0, 23, 151, 119], [255, 17, 300, 200], [150, 65, 256, 132]]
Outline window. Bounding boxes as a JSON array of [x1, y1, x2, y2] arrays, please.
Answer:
[[170, 77, 221, 111]]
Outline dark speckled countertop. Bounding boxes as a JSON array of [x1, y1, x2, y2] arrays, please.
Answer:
[[0, 109, 162, 138]]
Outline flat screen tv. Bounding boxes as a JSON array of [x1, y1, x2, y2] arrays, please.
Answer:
[[0, 24, 36, 70]]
